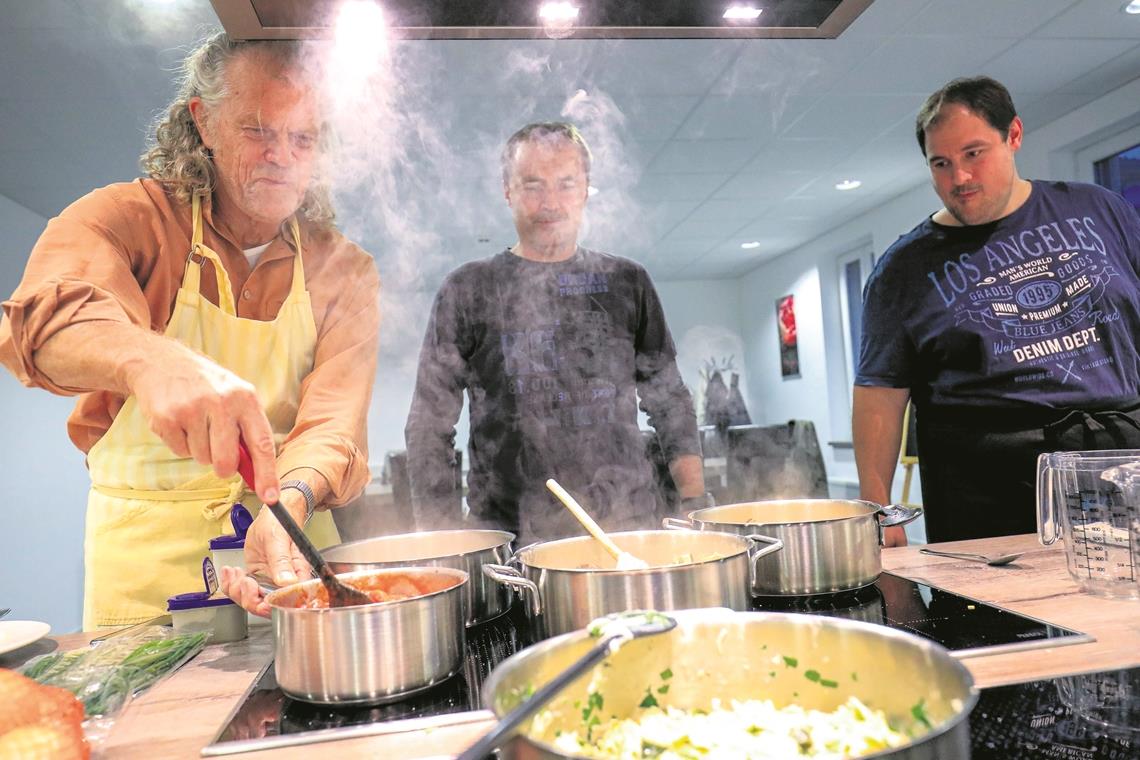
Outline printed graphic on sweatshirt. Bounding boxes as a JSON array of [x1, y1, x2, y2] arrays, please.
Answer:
[[500, 308, 618, 427], [924, 215, 1121, 384]]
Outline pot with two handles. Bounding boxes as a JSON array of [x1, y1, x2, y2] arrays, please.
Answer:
[[483, 528, 782, 639], [265, 566, 469, 705], [668, 499, 922, 596]]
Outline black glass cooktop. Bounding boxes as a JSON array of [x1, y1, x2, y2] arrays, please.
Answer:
[[969, 666, 1140, 759], [205, 573, 1094, 756], [751, 571, 1090, 657]]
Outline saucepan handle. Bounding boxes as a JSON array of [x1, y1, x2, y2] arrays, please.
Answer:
[[662, 517, 695, 531], [745, 534, 783, 577], [877, 503, 922, 528], [483, 564, 542, 617]]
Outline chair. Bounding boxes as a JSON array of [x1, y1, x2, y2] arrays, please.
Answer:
[[723, 420, 828, 503]]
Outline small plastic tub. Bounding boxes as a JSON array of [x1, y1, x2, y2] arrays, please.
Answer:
[[167, 592, 248, 643]]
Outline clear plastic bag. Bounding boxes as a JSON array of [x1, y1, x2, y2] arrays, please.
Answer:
[[21, 627, 207, 748]]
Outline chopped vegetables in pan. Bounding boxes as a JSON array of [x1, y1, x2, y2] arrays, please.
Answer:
[[535, 694, 918, 759]]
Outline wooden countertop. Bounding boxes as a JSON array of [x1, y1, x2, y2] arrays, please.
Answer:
[[5, 533, 1139, 759]]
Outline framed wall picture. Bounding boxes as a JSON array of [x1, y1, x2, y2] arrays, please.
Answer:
[[776, 294, 800, 378]]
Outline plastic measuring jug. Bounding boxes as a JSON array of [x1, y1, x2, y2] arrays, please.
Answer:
[[1037, 449, 1140, 599]]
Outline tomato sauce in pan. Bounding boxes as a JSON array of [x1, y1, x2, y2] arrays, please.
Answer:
[[280, 572, 461, 609]]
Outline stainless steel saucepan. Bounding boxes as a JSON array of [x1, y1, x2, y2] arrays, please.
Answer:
[[483, 529, 781, 638], [265, 566, 468, 705], [483, 609, 977, 759], [669, 499, 922, 595], [323, 529, 514, 626]]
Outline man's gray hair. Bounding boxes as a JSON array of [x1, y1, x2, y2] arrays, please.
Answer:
[[140, 31, 335, 226], [501, 122, 593, 186]]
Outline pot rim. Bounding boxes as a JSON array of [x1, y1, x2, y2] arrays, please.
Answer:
[[484, 609, 980, 760], [323, 529, 516, 564], [265, 566, 469, 613], [688, 498, 882, 528], [515, 529, 753, 573]]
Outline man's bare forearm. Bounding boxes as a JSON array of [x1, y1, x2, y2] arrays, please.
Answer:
[[852, 385, 910, 504], [668, 454, 705, 499]]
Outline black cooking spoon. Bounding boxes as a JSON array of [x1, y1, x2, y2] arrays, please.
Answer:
[[236, 440, 371, 608], [456, 611, 678, 760]]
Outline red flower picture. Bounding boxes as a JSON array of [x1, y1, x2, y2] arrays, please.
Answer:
[[776, 294, 800, 378]]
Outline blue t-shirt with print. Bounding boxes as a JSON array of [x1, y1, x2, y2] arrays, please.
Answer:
[[856, 180, 1140, 409]]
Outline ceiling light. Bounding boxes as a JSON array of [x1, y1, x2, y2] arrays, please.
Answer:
[[539, 2, 580, 21], [333, 1, 387, 70], [835, 179, 862, 191], [723, 6, 763, 21], [741, 241, 761, 249], [1125, 1, 1140, 13], [588, 185, 599, 196]]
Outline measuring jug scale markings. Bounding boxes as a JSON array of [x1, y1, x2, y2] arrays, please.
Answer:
[[1037, 450, 1140, 599], [1065, 489, 1136, 583]]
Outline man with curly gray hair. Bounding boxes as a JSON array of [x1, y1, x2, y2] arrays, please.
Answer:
[[0, 32, 380, 626]]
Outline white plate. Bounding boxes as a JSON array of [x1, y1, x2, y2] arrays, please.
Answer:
[[0, 620, 52, 656]]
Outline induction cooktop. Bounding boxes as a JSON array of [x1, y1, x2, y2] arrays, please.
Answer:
[[203, 572, 1095, 756]]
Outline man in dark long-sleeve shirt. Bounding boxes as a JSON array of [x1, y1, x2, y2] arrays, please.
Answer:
[[405, 122, 704, 545]]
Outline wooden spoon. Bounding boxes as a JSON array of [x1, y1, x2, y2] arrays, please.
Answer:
[[236, 441, 372, 608], [545, 479, 649, 570]]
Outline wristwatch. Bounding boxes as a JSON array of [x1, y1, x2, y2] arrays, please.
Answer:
[[280, 479, 317, 524], [680, 492, 715, 511]]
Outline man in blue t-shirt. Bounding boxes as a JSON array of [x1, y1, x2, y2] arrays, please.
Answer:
[[854, 76, 1140, 545]]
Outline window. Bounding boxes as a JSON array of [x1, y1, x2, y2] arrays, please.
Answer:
[[1093, 141, 1140, 212], [836, 246, 874, 404]]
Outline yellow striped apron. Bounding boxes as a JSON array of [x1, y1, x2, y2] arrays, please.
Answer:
[[82, 195, 338, 628]]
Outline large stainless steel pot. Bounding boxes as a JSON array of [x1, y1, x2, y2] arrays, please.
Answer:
[[483, 609, 978, 759], [670, 499, 922, 595], [483, 529, 781, 638], [323, 529, 514, 626], [265, 567, 467, 705]]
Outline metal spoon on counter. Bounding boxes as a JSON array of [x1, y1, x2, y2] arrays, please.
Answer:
[[236, 441, 372, 608], [455, 611, 677, 760], [919, 548, 1024, 566]]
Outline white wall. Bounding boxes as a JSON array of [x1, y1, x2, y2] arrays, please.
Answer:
[[0, 195, 89, 633], [656, 279, 746, 415]]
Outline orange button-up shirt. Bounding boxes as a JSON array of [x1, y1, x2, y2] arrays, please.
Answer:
[[0, 179, 380, 506]]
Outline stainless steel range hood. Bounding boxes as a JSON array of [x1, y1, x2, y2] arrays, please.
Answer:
[[209, 0, 874, 40]]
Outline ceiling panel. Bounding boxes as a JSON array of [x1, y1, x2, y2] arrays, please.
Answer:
[[983, 38, 1140, 97], [712, 170, 817, 202], [1033, 0, 1140, 39], [4, 0, 87, 30], [647, 139, 764, 174], [831, 34, 1020, 95], [780, 93, 920, 142], [899, 0, 1077, 36], [675, 93, 819, 140], [741, 138, 851, 175], [634, 172, 730, 203]]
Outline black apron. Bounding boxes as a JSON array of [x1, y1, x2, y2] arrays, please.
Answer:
[[914, 400, 1140, 543]]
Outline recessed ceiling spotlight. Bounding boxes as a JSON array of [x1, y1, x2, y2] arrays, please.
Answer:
[[724, 5, 763, 20], [588, 185, 599, 196], [835, 179, 862, 191], [539, 2, 580, 21], [1125, 1, 1140, 13], [741, 241, 761, 249]]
